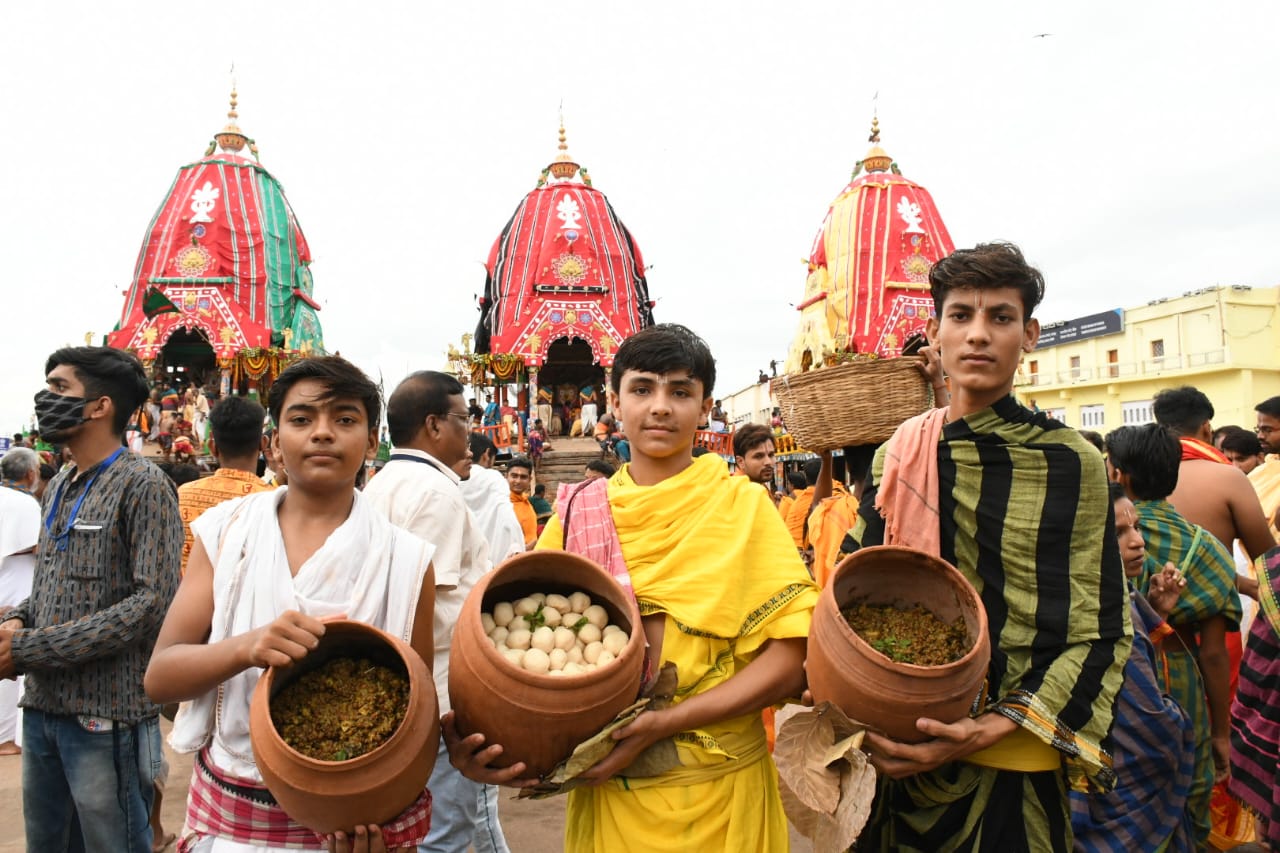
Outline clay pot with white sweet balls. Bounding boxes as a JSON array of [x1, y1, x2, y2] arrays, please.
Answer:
[[448, 550, 645, 778]]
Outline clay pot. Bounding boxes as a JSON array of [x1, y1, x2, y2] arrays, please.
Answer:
[[806, 545, 990, 743], [448, 550, 645, 778], [249, 619, 439, 833]]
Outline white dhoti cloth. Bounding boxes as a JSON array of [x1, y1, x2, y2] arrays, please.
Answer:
[[171, 488, 433, 783]]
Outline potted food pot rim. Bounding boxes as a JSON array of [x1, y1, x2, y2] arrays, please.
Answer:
[[806, 545, 991, 743], [249, 619, 438, 833], [448, 549, 646, 778]]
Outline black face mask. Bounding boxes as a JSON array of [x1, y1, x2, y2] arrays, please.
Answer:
[[33, 389, 90, 439]]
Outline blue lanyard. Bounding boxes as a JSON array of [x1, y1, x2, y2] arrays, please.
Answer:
[[44, 446, 126, 552]]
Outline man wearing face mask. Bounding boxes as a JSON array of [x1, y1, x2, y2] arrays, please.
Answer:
[[0, 347, 181, 853]]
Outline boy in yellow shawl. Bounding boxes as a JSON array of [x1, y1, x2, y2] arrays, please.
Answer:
[[445, 324, 818, 852], [845, 243, 1132, 852]]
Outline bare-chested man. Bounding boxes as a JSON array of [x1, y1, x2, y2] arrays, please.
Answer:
[[1153, 386, 1274, 599]]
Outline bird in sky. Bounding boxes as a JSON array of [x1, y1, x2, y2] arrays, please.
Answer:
[[1032, 33, 1054, 38]]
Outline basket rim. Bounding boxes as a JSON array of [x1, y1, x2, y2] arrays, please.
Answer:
[[770, 355, 925, 395]]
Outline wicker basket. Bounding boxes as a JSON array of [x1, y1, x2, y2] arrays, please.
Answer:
[[771, 357, 932, 450]]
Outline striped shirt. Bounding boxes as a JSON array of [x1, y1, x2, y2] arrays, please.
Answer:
[[1133, 498, 1240, 849], [850, 396, 1131, 852], [8, 451, 182, 723], [1229, 546, 1280, 846], [1070, 590, 1197, 852], [1134, 499, 1241, 631], [177, 467, 273, 574]]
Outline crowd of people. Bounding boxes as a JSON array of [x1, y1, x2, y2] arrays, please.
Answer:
[[0, 241, 1278, 852]]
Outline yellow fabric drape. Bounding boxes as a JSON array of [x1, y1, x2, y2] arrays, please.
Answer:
[[606, 454, 815, 639], [964, 725, 1061, 772], [537, 454, 818, 852], [1249, 455, 1280, 540]]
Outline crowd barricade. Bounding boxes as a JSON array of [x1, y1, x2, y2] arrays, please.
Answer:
[[694, 429, 734, 456], [474, 420, 525, 454], [773, 432, 802, 456]]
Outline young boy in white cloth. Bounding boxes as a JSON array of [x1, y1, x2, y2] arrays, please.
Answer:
[[145, 357, 437, 853]]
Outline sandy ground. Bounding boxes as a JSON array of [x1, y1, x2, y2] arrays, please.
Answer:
[[0, 719, 811, 852]]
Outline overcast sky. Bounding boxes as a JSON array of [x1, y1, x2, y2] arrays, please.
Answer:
[[3, 1, 1278, 432]]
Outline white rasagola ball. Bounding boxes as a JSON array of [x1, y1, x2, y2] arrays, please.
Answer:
[[522, 647, 551, 674], [601, 631, 627, 657], [583, 605, 609, 630], [553, 626, 577, 651], [530, 626, 555, 653]]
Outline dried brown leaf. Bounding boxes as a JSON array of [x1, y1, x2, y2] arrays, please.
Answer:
[[820, 730, 865, 767], [516, 663, 683, 799], [774, 706, 841, 814], [517, 699, 649, 799], [643, 661, 679, 710], [778, 772, 820, 839], [776, 703, 878, 852], [622, 737, 680, 778], [813, 751, 877, 853]]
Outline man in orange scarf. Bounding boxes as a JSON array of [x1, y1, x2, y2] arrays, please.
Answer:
[[506, 456, 538, 549], [805, 449, 866, 588], [784, 457, 822, 548]]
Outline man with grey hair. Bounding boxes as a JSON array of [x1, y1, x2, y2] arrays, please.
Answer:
[[0, 447, 41, 754], [362, 371, 511, 853], [0, 447, 40, 494]]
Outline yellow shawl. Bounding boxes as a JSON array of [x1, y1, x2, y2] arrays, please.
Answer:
[[608, 454, 816, 639], [539, 453, 817, 781], [1249, 455, 1280, 540]]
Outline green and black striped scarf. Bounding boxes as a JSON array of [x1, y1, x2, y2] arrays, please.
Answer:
[[852, 394, 1132, 792]]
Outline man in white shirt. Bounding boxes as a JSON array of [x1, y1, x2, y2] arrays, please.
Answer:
[[362, 371, 510, 853], [0, 448, 41, 755], [457, 433, 525, 565]]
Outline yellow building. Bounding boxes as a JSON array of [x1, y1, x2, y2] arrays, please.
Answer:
[[1016, 285, 1280, 431]]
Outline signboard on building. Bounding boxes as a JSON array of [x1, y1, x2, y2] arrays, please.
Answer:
[[1035, 309, 1124, 349]]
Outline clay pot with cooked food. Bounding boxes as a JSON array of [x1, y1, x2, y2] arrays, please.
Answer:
[[806, 545, 990, 743], [448, 550, 645, 778], [248, 619, 438, 833]]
